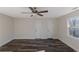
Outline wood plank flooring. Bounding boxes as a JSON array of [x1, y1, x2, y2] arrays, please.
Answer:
[[0, 39, 75, 52]]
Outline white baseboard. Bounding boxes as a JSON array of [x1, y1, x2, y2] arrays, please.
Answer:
[[0, 39, 13, 47], [59, 38, 77, 52]]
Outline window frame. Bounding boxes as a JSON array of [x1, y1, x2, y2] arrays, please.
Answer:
[[67, 17, 79, 39]]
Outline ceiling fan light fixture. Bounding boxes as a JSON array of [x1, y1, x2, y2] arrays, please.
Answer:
[[29, 7, 48, 16], [31, 15, 33, 16]]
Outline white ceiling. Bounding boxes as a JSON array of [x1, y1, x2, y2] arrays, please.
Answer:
[[0, 7, 78, 18]]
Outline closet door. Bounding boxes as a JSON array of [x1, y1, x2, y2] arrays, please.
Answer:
[[35, 19, 49, 39], [35, 20, 42, 38]]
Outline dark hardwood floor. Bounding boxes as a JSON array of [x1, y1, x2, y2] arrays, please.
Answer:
[[0, 39, 75, 52]]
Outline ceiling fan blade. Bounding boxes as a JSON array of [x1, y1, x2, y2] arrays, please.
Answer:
[[29, 7, 33, 11], [29, 7, 35, 13], [37, 13, 43, 16], [29, 7, 37, 13], [38, 10, 48, 13]]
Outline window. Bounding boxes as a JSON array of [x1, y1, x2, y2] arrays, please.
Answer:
[[68, 17, 79, 38]]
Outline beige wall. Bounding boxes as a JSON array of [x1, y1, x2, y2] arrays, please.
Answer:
[[0, 14, 14, 46], [0, 14, 58, 46], [13, 18, 58, 39], [57, 10, 79, 51]]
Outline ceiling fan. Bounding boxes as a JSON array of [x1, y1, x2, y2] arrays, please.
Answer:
[[29, 7, 48, 17]]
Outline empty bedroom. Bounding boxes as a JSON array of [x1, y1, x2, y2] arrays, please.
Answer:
[[0, 7, 79, 52]]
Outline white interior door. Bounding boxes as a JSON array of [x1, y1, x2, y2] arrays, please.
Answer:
[[35, 20, 42, 38], [35, 20, 49, 39]]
